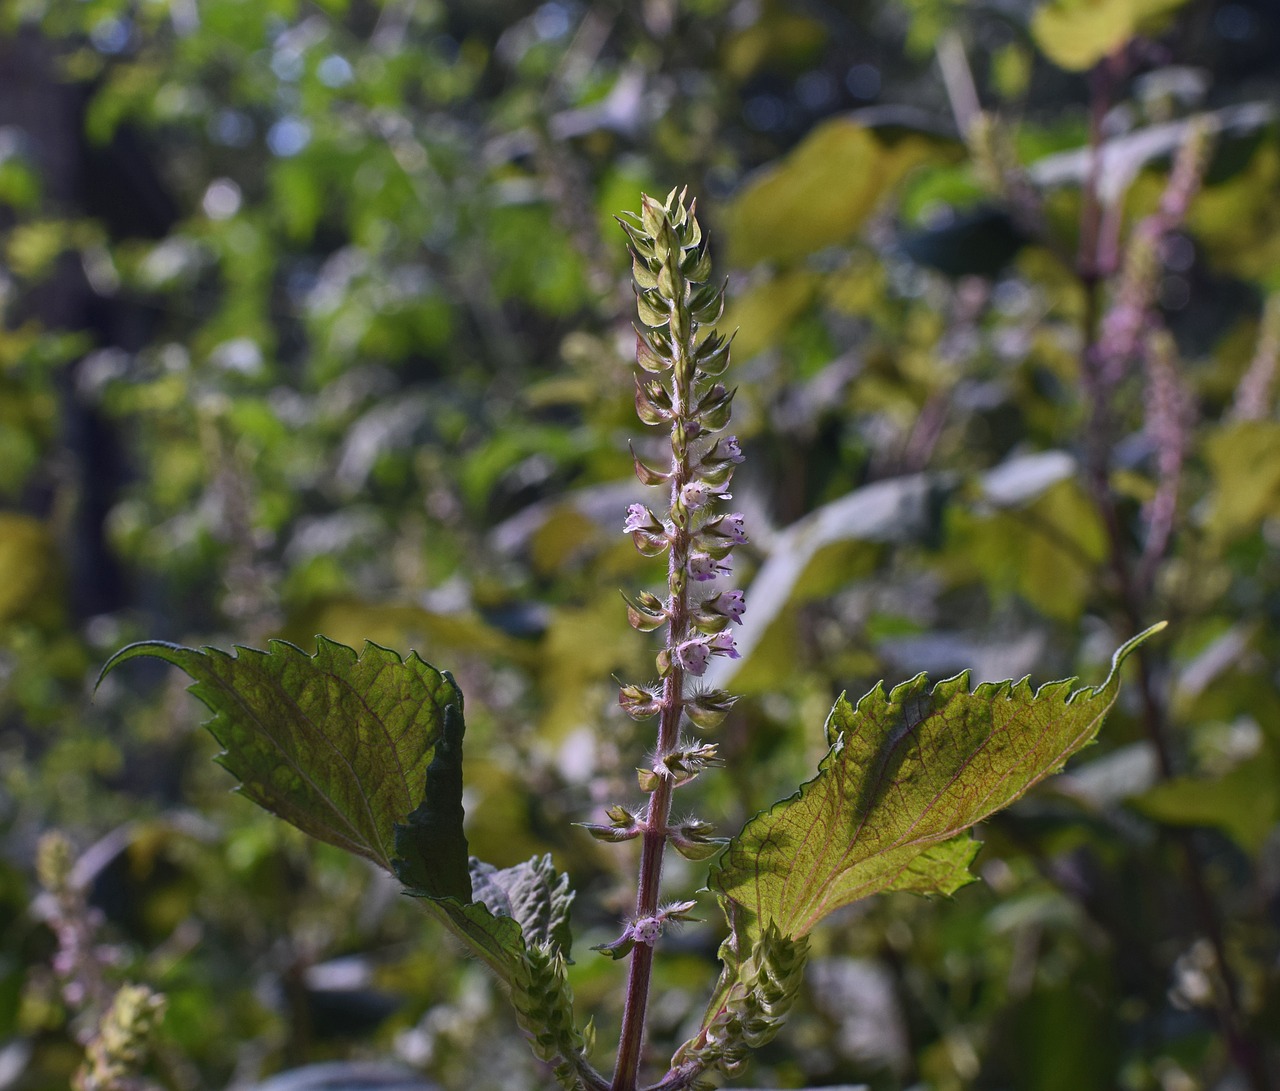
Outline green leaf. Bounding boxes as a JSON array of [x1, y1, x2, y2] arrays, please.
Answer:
[[393, 693, 472, 902], [100, 638, 591, 1072], [709, 624, 1165, 943], [470, 855, 575, 956], [420, 894, 530, 986], [98, 638, 465, 875], [1130, 750, 1280, 855]]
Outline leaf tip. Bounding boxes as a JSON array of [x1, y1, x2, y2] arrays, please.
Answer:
[[94, 640, 192, 695]]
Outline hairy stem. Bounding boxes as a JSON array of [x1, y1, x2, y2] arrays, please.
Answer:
[[613, 324, 695, 1091]]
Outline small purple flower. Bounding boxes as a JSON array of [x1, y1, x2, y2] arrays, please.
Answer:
[[681, 481, 730, 511], [624, 503, 649, 533], [680, 482, 712, 510], [675, 639, 711, 676], [631, 916, 663, 945], [721, 436, 745, 464], [711, 589, 746, 624], [721, 513, 748, 544], [689, 552, 731, 582], [708, 631, 740, 659]]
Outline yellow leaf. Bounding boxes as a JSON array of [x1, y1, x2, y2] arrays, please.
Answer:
[[1203, 421, 1280, 541], [725, 120, 946, 267], [0, 513, 56, 622], [722, 269, 821, 359], [1031, 0, 1190, 72]]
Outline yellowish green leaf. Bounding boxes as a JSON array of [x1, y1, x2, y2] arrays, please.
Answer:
[[710, 625, 1163, 942], [0, 513, 56, 622], [725, 120, 946, 267], [1030, 0, 1190, 72]]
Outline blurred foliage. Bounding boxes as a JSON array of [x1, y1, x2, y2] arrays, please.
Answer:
[[1, 0, 1279, 1089]]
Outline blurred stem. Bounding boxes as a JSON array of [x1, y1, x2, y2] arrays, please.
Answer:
[[1075, 56, 1273, 1091]]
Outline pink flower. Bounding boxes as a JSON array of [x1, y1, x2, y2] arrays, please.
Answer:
[[680, 482, 712, 510], [720, 513, 748, 544], [702, 512, 748, 546], [631, 916, 663, 945]]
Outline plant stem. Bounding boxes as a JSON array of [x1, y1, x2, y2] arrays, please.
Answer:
[[612, 326, 695, 1091]]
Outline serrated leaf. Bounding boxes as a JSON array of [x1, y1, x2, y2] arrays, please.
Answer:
[[99, 639, 465, 874], [392, 693, 471, 901], [422, 895, 530, 985], [709, 624, 1165, 942], [99, 638, 589, 1064], [470, 855, 575, 956]]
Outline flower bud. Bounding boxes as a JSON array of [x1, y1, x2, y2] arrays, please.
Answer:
[[622, 590, 666, 632], [577, 821, 640, 843], [618, 683, 662, 720], [634, 376, 672, 425], [685, 688, 737, 730], [670, 820, 727, 861]]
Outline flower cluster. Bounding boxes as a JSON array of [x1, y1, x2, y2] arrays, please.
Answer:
[[591, 189, 746, 1026], [616, 194, 748, 690]]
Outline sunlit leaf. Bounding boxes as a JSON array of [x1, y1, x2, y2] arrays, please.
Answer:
[[1030, 0, 1190, 72], [99, 638, 464, 874], [471, 855, 575, 956], [725, 119, 949, 266], [709, 624, 1164, 942]]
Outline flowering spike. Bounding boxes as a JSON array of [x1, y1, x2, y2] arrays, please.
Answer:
[[612, 189, 748, 1091]]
